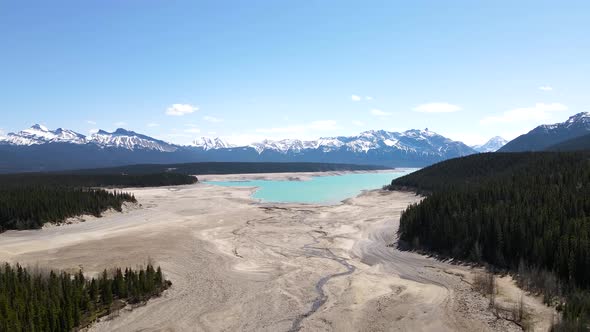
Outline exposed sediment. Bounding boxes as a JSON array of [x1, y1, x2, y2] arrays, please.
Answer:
[[0, 173, 554, 331]]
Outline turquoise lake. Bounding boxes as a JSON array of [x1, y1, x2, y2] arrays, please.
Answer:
[[206, 170, 415, 204]]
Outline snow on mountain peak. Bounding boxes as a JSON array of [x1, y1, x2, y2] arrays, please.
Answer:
[[0, 124, 477, 160], [2, 124, 87, 146], [566, 112, 590, 124], [236, 128, 471, 155], [112, 128, 138, 136], [30, 124, 49, 131], [472, 136, 507, 153], [89, 129, 177, 152], [22, 124, 55, 139], [0, 125, 184, 152], [193, 137, 233, 150], [539, 112, 590, 131], [400, 128, 438, 138]]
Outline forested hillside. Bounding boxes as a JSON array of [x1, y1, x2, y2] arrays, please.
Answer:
[[546, 133, 590, 152], [387, 152, 590, 329], [0, 187, 136, 232], [0, 263, 170, 331], [388, 152, 545, 193], [0, 172, 198, 232], [69, 161, 391, 176], [0, 172, 198, 188]]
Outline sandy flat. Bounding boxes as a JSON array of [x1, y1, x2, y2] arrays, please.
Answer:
[[0, 172, 553, 331]]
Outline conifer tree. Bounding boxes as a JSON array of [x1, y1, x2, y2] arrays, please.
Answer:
[[0, 263, 169, 331]]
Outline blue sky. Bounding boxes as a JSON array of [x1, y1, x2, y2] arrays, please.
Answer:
[[1, 1, 589, 145]]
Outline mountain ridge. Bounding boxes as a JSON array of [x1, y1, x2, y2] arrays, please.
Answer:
[[0, 124, 477, 173], [499, 112, 590, 152], [1, 125, 475, 157]]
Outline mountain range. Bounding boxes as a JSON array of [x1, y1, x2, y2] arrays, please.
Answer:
[[499, 112, 590, 152], [0, 125, 481, 173], [1, 125, 178, 152], [5, 111, 589, 174]]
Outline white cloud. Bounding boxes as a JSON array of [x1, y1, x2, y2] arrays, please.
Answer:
[[480, 102, 568, 125], [203, 115, 223, 123], [308, 120, 338, 130], [539, 85, 553, 91], [413, 102, 462, 113], [370, 109, 391, 116], [87, 120, 97, 125], [0, 128, 5, 138], [114, 121, 127, 127], [352, 95, 374, 102], [352, 120, 364, 126], [89, 128, 99, 134], [147, 123, 159, 127], [208, 131, 217, 135], [166, 103, 199, 116], [184, 127, 201, 134]]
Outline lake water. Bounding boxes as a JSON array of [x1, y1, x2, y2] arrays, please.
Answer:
[[206, 170, 414, 204]]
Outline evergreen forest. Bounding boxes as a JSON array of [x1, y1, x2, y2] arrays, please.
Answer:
[[0, 172, 198, 232], [0, 263, 170, 331], [387, 152, 590, 329]]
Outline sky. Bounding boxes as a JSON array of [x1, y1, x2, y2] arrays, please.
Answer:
[[1, 0, 589, 146]]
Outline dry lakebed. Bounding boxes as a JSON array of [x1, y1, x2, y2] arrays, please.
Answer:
[[0, 172, 555, 331]]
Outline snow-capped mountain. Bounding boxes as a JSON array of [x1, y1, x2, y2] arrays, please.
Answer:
[[192, 137, 234, 150], [0, 124, 477, 173], [500, 112, 590, 152], [544, 111, 590, 129], [248, 139, 319, 154], [234, 128, 474, 157], [89, 128, 178, 152], [472, 136, 507, 153], [1, 124, 87, 146], [0, 125, 178, 152]]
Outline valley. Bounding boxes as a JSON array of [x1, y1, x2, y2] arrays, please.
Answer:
[[0, 175, 553, 331], [3, 3, 588, 330]]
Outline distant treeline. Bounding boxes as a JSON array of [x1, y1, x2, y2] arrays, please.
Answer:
[[0, 172, 198, 188], [0, 187, 136, 232], [0, 172, 197, 232], [388, 152, 557, 194], [0, 263, 170, 331], [387, 152, 590, 329], [68, 161, 391, 176]]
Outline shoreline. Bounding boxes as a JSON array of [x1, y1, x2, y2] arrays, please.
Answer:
[[199, 169, 412, 207], [195, 168, 412, 182]]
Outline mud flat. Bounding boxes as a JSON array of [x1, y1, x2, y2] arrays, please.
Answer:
[[0, 173, 554, 331]]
